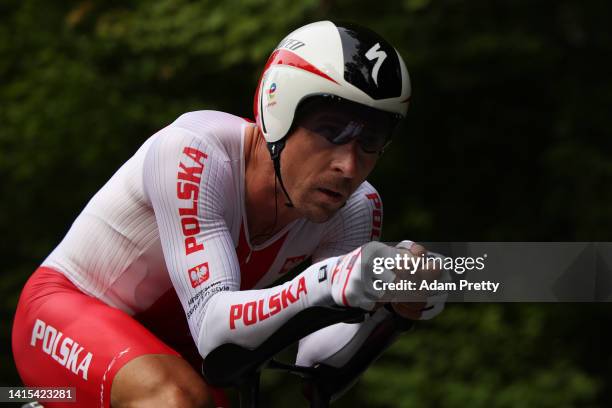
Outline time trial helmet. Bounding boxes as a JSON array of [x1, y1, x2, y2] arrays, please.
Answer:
[[254, 20, 411, 145], [253, 21, 411, 207]]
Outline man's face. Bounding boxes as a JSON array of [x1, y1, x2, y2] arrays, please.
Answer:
[[281, 126, 380, 223]]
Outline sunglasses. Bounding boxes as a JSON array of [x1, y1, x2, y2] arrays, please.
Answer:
[[294, 96, 400, 154]]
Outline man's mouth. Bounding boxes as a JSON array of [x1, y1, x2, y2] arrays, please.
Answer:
[[317, 187, 344, 202]]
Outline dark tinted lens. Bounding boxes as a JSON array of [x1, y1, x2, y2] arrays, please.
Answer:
[[307, 120, 347, 142], [356, 128, 387, 153], [331, 121, 365, 144], [295, 96, 397, 153]]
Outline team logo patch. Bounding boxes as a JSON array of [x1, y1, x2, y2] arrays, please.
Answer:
[[188, 262, 210, 288]]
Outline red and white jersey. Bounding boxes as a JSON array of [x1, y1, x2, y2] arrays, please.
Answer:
[[42, 111, 383, 349]]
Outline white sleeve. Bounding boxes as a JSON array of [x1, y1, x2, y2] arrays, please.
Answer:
[[143, 126, 346, 360], [143, 125, 241, 341], [296, 307, 394, 368]]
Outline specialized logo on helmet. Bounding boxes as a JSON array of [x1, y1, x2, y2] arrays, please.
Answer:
[[365, 43, 387, 86], [337, 25, 403, 99]]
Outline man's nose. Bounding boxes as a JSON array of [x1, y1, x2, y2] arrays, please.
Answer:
[[331, 140, 360, 178]]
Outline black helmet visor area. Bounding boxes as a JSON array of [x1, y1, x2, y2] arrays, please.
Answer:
[[293, 95, 402, 154]]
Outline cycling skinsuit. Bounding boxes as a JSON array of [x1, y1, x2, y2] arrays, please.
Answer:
[[12, 111, 383, 407]]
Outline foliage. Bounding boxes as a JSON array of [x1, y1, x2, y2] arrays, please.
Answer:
[[2, 0, 612, 406]]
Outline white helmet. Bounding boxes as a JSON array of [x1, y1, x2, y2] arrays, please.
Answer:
[[253, 21, 411, 207], [254, 20, 411, 144]]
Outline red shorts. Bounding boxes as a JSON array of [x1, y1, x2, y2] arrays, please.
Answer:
[[12, 267, 228, 407]]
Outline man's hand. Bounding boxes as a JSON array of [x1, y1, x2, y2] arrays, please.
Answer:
[[388, 240, 448, 321], [329, 242, 396, 311], [328, 241, 448, 320]]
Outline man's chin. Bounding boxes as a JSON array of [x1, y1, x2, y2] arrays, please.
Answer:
[[300, 202, 342, 223]]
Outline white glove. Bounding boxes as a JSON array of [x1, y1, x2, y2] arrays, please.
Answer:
[[394, 240, 449, 320], [329, 242, 397, 311]]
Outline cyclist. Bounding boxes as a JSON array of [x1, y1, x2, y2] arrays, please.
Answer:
[[12, 21, 445, 407]]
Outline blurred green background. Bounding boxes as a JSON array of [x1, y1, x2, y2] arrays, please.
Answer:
[[2, 0, 612, 406]]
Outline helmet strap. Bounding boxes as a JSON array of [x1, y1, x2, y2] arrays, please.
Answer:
[[266, 140, 294, 208]]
